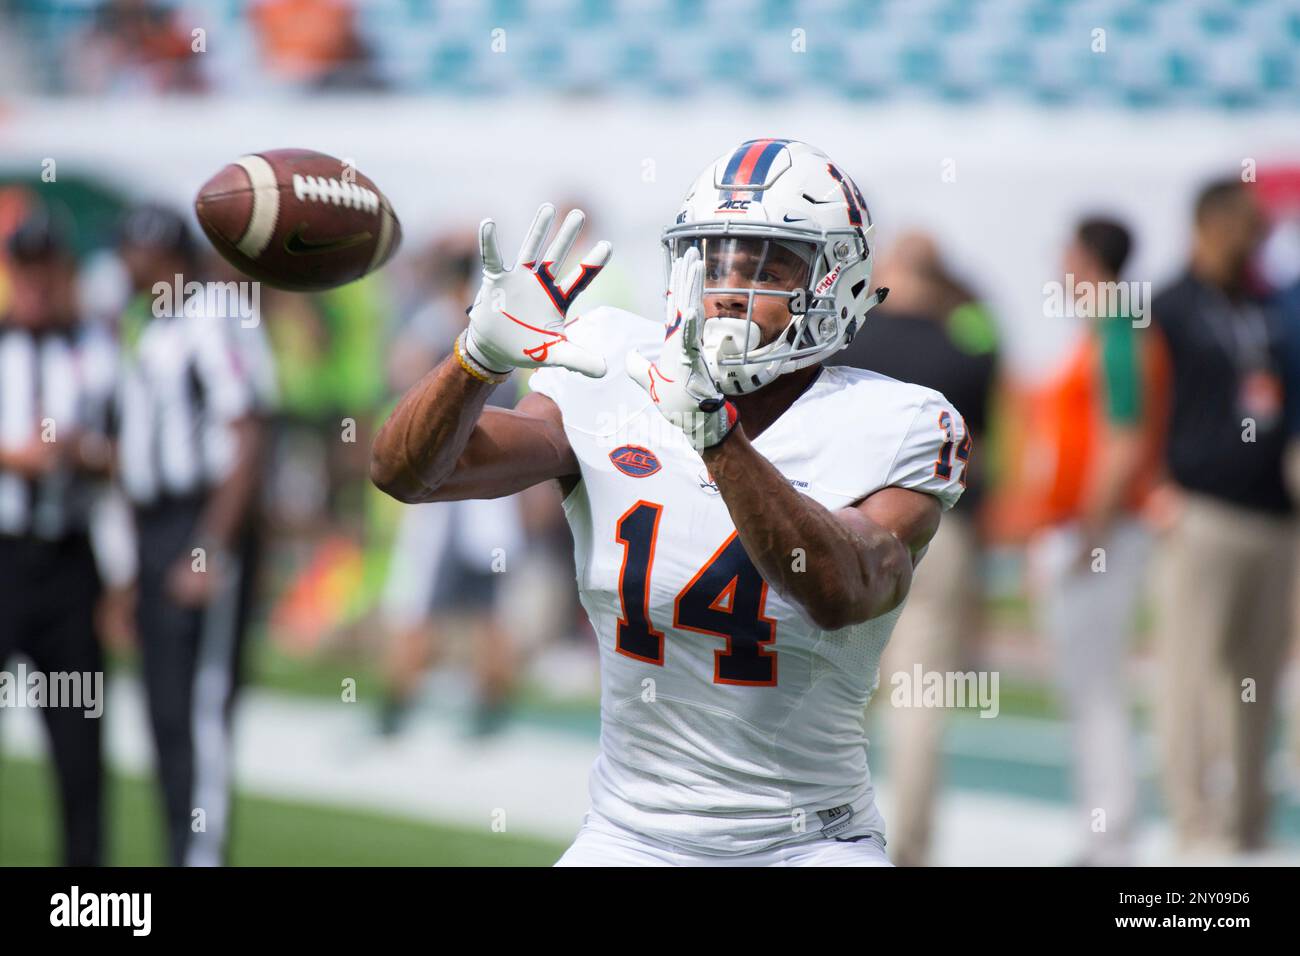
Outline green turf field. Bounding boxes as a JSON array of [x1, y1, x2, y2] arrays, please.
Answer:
[[0, 756, 566, 866]]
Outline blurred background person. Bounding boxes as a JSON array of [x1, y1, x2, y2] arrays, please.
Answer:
[[0, 205, 116, 865], [256, 268, 387, 656], [250, 0, 382, 91], [836, 231, 1000, 867], [115, 205, 274, 866], [67, 0, 205, 95], [1029, 217, 1169, 866], [1273, 192, 1300, 794], [1151, 178, 1294, 857], [377, 233, 525, 737], [259, 277, 385, 543]]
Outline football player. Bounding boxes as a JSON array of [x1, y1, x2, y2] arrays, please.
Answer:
[[371, 139, 969, 865]]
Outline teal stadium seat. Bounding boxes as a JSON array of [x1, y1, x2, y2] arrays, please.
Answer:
[[2, 0, 1298, 106]]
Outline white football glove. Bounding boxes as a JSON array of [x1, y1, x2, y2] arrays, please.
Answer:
[[462, 202, 611, 378], [626, 247, 739, 451]]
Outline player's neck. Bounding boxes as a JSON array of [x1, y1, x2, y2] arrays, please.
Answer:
[[732, 365, 821, 441]]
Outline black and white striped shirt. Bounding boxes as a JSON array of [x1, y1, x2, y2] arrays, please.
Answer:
[[0, 321, 116, 540], [117, 302, 274, 506]]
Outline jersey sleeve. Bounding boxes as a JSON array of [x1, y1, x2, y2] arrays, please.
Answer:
[[524, 305, 659, 415], [885, 391, 969, 511], [1098, 317, 1143, 426], [525, 364, 568, 406], [190, 314, 257, 423], [231, 319, 280, 413], [75, 326, 121, 438]]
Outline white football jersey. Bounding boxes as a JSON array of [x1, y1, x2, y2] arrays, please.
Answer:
[[530, 306, 968, 856]]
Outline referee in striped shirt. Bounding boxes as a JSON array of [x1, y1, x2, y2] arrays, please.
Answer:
[[0, 206, 115, 865], [115, 206, 273, 867]]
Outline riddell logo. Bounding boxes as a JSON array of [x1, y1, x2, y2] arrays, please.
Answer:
[[609, 445, 661, 478], [815, 264, 842, 296]]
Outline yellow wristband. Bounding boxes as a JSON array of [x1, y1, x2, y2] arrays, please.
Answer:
[[454, 332, 509, 384]]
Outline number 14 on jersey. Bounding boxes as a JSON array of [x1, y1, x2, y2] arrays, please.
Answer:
[[614, 500, 778, 687]]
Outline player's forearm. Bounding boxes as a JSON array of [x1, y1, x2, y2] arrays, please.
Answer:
[[370, 354, 497, 503], [702, 427, 908, 629]]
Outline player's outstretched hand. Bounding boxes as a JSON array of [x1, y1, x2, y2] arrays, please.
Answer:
[[626, 247, 738, 451], [462, 202, 611, 378]]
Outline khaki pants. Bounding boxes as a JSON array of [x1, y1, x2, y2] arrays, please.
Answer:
[[876, 511, 980, 867], [1153, 492, 1296, 852]]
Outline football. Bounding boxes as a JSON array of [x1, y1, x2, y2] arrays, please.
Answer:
[[194, 148, 402, 292]]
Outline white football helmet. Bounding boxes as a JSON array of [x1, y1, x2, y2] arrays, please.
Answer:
[[661, 139, 888, 395]]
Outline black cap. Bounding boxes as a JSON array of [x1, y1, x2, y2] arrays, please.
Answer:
[[6, 203, 74, 262], [117, 204, 198, 261]]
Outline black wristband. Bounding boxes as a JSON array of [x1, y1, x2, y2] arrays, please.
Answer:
[[702, 400, 740, 450]]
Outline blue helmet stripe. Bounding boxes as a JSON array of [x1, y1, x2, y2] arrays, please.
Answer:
[[719, 144, 751, 190], [718, 138, 793, 202], [746, 140, 786, 189]]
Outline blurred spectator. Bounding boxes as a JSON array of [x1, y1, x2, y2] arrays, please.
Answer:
[[260, 277, 385, 535], [378, 234, 523, 736], [835, 232, 999, 866], [1151, 178, 1294, 856], [1260, 184, 1300, 797], [68, 0, 204, 95], [1273, 199, 1300, 504], [250, 0, 383, 90], [115, 204, 273, 865], [0, 204, 115, 865], [1029, 217, 1169, 866], [251, 272, 387, 658], [0, 11, 37, 93]]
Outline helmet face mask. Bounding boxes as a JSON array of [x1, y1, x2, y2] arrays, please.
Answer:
[[661, 140, 883, 396], [671, 234, 812, 335]]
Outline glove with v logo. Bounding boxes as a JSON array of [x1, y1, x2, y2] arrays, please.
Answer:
[[463, 202, 611, 377]]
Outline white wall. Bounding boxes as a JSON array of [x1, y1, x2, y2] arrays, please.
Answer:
[[2, 95, 1296, 376]]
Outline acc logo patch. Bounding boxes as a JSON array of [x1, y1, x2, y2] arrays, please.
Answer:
[[610, 445, 662, 478]]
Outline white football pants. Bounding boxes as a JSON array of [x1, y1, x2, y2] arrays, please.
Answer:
[[555, 809, 893, 867]]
